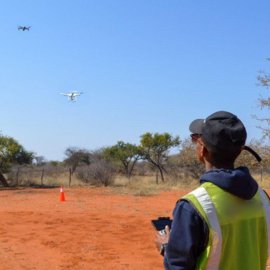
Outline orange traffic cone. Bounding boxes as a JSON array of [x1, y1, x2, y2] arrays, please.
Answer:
[[59, 186, 66, 202]]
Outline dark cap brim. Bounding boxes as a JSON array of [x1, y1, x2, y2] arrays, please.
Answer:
[[189, 119, 204, 134]]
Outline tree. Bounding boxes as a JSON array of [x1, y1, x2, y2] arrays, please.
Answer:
[[64, 147, 91, 174], [256, 60, 270, 138], [64, 147, 93, 187], [104, 141, 141, 178], [236, 139, 270, 169], [33, 155, 46, 166], [140, 132, 180, 182], [76, 149, 116, 186], [87, 159, 115, 187], [175, 138, 204, 179], [0, 135, 34, 186]]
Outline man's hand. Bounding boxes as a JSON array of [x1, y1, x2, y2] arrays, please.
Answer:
[[155, 225, 170, 255]]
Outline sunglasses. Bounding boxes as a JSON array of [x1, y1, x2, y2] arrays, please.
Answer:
[[190, 133, 201, 143]]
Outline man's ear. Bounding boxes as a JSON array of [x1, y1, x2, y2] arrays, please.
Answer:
[[202, 145, 209, 155], [197, 140, 207, 162], [200, 143, 209, 162]]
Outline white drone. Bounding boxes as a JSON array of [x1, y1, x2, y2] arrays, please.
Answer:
[[60, 91, 83, 102]]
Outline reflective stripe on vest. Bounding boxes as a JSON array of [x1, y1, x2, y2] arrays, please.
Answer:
[[190, 187, 222, 270], [258, 188, 270, 258]]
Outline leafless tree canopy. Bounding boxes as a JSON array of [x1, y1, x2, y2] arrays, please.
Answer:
[[256, 61, 270, 139]]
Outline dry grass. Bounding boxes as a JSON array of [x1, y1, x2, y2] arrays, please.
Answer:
[[253, 172, 270, 189], [15, 171, 85, 188], [112, 175, 165, 196], [10, 170, 270, 195], [112, 175, 199, 196], [112, 171, 270, 196]]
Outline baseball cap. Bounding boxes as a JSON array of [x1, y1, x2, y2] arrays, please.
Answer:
[[189, 111, 261, 162]]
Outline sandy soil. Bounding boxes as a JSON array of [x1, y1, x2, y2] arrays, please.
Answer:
[[0, 187, 188, 270]]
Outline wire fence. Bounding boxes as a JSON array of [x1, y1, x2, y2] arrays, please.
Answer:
[[4, 163, 270, 189], [8, 165, 70, 187]]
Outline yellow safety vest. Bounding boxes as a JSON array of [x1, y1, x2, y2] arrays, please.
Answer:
[[183, 182, 270, 270]]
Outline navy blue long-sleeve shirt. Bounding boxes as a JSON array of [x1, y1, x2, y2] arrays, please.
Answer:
[[164, 200, 208, 270], [164, 167, 258, 270]]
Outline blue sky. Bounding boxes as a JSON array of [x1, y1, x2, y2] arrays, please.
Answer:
[[1, 1, 270, 161]]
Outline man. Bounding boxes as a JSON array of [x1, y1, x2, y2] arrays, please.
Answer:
[[156, 111, 270, 270]]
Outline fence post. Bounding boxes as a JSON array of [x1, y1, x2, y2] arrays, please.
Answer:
[[69, 168, 72, 187], [40, 168, 44, 186], [156, 170, 159, 184], [16, 167, 20, 186]]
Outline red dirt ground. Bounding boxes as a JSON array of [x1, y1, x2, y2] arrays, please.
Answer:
[[0, 187, 269, 270], [0, 187, 188, 270]]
